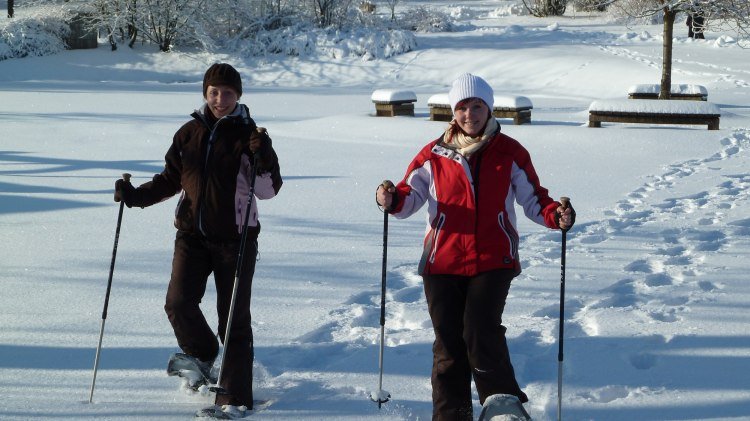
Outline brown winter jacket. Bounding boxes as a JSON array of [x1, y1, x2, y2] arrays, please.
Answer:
[[128, 103, 282, 241]]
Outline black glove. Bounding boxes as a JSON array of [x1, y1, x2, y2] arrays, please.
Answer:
[[114, 178, 136, 207], [251, 128, 275, 173], [376, 180, 398, 212], [555, 198, 576, 231]]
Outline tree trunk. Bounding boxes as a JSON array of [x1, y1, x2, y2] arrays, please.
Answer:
[[659, 8, 676, 100], [8, 0, 14, 18], [549, 0, 566, 16], [127, 24, 137, 48], [108, 33, 118, 51]]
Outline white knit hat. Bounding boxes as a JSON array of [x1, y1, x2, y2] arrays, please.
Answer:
[[448, 73, 494, 113]]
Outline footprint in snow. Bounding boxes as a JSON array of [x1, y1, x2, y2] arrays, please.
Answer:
[[623, 259, 655, 273], [684, 229, 727, 252], [643, 272, 675, 287], [646, 306, 681, 323], [697, 280, 720, 292], [391, 285, 424, 303], [629, 352, 658, 370], [653, 245, 687, 257], [589, 278, 640, 309], [580, 385, 630, 403], [728, 218, 750, 236]]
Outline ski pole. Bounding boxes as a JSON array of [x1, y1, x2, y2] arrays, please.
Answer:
[[89, 173, 131, 404], [212, 154, 259, 400], [370, 208, 391, 408], [557, 196, 570, 421]]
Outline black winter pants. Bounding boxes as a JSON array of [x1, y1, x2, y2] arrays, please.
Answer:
[[423, 269, 527, 421], [164, 231, 257, 407]]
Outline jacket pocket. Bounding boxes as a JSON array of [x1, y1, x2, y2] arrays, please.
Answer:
[[498, 212, 519, 262], [173, 191, 192, 230], [418, 212, 446, 275], [429, 212, 447, 264]]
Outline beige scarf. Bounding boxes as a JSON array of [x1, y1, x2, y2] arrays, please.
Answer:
[[444, 117, 499, 158]]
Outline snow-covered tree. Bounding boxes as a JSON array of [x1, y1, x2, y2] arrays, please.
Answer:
[[89, 0, 207, 52], [572, 0, 608, 12], [312, 0, 354, 28], [82, 0, 416, 57], [88, 0, 137, 50], [382, 0, 399, 21], [611, 0, 750, 99]]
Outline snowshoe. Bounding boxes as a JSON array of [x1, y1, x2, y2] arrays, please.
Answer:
[[195, 404, 246, 419], [195, 400, 270, 419], [167, 353, 217, 390], [478, 394, 532, 421]]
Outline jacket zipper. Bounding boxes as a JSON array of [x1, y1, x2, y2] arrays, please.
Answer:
[[471, 153, 483, 267], [198, 117, 224, 236]]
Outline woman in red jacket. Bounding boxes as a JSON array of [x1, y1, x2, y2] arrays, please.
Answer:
[[377, 73, 574, 420]]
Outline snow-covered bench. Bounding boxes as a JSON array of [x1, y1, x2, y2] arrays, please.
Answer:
[[371, 89, 417, 117], [427, 94, 533, 125], [588, 99, 720, 130], [493, 95, 533, 125], [628, 84, 708, 101], [426, 94, 452, 121]]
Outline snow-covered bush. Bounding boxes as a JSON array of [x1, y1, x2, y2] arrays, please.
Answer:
[[1, 0, 424, 61], [445, 5, 480, 20], [227, 23, 415, 60], [605, 3, 665, 25], [0, 7, 70, 60], [572, 0, 607, 12], [331, 27, 417, 60], [489, 3, 531, 17], [199, 1, 417, 60], [523, 0, 567, 17], [399, 6, 454, 33]]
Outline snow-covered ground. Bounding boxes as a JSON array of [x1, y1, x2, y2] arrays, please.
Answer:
[[1, 1, 749, 420]]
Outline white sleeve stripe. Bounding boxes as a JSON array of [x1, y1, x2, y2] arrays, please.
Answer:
[[511, 161, 546, 225]]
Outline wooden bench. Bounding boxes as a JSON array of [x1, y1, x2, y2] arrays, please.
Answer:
[[427, 94, 533, 125], [588, 99, 720, 130], [628, 84, 708, 101], [427, 94, 453, 121], [493, 95, 533, 125], [371, 89, 417, 117]]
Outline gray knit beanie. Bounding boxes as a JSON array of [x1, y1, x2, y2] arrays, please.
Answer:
[[448, 73, 494, 112]]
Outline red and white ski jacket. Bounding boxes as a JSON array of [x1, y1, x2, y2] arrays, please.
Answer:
[[389, 128, 561, 276]]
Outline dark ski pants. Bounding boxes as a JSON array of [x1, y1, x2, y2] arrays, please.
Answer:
[[422, 269, 528, 421], [164, 231, 258, 407]]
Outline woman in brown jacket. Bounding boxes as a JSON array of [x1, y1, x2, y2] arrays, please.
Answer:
[[114, 63, 282, 418]]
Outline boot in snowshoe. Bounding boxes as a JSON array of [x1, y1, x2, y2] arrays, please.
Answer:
[[167, 353, 217, 390], [478, 394, 532, 421]]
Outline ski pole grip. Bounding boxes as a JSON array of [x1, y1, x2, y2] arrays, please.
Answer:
[[122, 173, 131, 182], [559, 196, 570, 210]]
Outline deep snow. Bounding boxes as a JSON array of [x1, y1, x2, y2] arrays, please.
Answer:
[[1, 1, 749, 420]]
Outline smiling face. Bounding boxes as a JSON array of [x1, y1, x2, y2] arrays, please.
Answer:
[[205, 84, 239, 119], [453, 97, 490, 137]]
